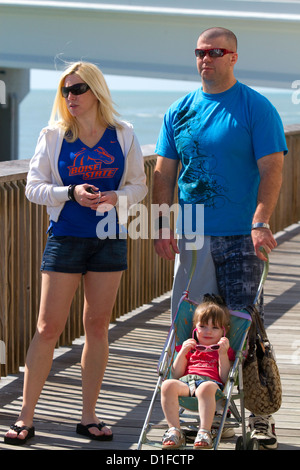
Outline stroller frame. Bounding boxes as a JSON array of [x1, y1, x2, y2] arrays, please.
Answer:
[[137, 249, 269, 450]]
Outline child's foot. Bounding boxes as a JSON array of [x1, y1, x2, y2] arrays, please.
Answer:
[[162, 427, 185, 449], [193, 429, 213, 449]]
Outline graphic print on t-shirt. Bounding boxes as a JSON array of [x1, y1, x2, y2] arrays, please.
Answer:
[[174, 104, 229, 209], [67, 145, 118, 180]]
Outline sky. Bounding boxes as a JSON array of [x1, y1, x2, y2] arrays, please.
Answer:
[[30, 68, 199, 91]]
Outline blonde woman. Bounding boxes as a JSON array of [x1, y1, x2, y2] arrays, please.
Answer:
[[4, 62, 147, 445]]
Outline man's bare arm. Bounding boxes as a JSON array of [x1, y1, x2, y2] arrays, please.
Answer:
[[152, 156, 180, 260], [252, 152, 284, 260]]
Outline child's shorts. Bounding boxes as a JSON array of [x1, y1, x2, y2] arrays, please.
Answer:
[[179, 374, 224, 401]]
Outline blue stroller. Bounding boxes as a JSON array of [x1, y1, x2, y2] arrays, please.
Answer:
[[137, 251, 269, 450]]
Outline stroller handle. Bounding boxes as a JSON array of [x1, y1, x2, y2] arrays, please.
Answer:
[[253, 247, 269, 306]]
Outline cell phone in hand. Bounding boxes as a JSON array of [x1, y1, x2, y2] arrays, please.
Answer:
[[86, 186, 97, 194]]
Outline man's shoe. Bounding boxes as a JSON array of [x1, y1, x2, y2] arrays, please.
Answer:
[[249, 415, 278, 450], [214, 409, 235, 439]]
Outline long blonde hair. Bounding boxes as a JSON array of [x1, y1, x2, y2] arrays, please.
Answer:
[[49, 61, 121, 141]]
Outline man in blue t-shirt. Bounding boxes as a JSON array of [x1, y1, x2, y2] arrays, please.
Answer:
[[153, 27, 287, 450]]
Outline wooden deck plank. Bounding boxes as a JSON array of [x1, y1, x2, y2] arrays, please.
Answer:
[[1, 226, 300, 451]]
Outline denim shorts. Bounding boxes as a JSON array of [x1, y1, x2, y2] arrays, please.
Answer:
[[41, 231, 128, 274], [179, 374, 224, 401]]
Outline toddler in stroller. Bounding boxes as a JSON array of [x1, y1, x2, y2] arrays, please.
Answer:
[[161, 294, 234, 449]]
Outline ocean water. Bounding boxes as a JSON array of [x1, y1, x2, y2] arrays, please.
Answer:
[[19, 87, 300, 160]]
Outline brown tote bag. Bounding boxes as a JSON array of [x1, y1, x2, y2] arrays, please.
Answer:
[[242, 305, 282, 415]]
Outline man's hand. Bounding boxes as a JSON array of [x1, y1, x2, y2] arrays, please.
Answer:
[[154, 228, 180, 260], [251, 228, 277, 261]]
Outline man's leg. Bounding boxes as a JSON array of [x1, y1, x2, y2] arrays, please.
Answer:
[[211, 235, 277, 450], [210, 235, 264, 315], [171, 236, 219, 318]]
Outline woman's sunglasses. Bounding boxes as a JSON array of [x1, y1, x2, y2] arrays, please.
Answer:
[[61, 83, 90, 98]]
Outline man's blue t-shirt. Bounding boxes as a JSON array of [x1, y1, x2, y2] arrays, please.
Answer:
[[51, 127, 124, 237], [155, 81, 288, 236]]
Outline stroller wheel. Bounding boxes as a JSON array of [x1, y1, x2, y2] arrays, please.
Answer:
[[235, 435, 259, 450], [235, 436, 244, 450], [247, 438, 259, 450]]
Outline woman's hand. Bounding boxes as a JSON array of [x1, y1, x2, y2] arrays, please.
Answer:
[[73, 184, 100, 209], [72, 185, 117, 212], [96, 191, 118, 213]]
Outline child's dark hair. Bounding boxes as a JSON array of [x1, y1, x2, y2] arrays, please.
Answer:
[[193, 294, 230, 334]]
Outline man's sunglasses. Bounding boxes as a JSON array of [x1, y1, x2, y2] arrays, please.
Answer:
[[195, 48, 234, 59], [61, 83, 90, 98]]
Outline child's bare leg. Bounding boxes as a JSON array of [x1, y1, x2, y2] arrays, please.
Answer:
[[194, 381, 218, 448], [161, 379, 189, 445]]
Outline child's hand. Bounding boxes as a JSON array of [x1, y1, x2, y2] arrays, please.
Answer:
[[181, 338, 197, 354], [218, 337, 230, 355]]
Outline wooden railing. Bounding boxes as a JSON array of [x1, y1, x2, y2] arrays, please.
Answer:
[[270, 125, 300, 233], [1, 125, 300, 377]]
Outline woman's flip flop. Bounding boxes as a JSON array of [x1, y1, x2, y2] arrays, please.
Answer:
[[4, 424, 35, 446], [76, 422, 113, 441]]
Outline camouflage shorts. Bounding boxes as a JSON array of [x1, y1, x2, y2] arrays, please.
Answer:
[[210, 235, 264, 319], [172, 235, 264, 321]]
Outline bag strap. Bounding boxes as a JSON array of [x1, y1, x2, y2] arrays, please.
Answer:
[[248, 247, 270, 347], [246, 304, 272, 355]]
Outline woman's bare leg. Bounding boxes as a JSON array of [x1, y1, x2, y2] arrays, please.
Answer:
[[79, 270, 122, 437], [5, 271, 81, 441]]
